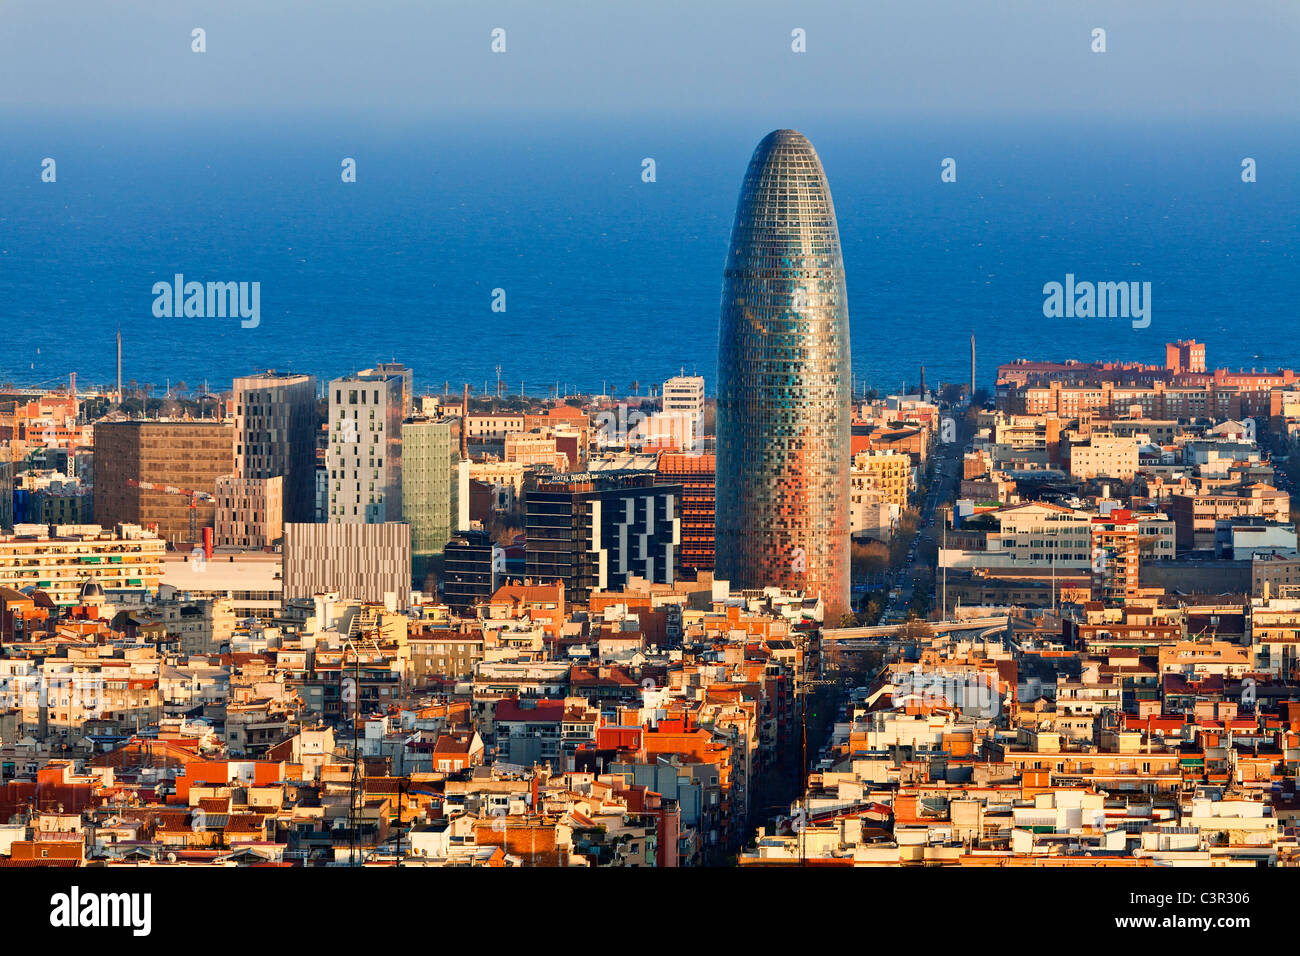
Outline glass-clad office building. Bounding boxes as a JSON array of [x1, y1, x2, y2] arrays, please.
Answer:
[[715, 129, 852, 620]]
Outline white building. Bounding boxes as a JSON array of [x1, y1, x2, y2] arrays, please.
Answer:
[[326, 371, 406, 523], [660, 375, 706, 450], [0, 524, 165, 606], [939, 503, 1093, 571], [1231, 523, 1298, 560], [1068, 434, 1140, 481]]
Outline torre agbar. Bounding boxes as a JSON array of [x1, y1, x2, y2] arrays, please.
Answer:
[[715, 129, 852, 621]]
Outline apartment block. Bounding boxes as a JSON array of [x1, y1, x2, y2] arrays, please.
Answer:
[[214, 475, 283, 549], [655, 452, 715, 574], [660, 375, 705, 447], [1170, 485, 1290, 552], [1091, 509, 1140, 604], [525, 474, 681, 603], [852, 450, 910, 510], [0, 524, 164, 606], [1069, 434, 1140, 481]]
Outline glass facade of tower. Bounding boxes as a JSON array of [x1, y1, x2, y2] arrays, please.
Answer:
[[401, 416, 460, 582], [715, 129, 852, 620]]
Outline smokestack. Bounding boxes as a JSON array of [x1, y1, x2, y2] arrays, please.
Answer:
[[460, 384, 469, 459], [970, 333, 976, 405], [116, 328, 122, 408], [920, 365, 925, 397]]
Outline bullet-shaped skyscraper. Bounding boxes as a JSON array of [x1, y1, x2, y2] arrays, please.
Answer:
[[715, 129, 852, 620]]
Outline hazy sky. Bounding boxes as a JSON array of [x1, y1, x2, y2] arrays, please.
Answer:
[[2, 0, 1297, 119]]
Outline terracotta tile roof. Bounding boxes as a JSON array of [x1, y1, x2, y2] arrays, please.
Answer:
[[0, 858, 79, 867], [224, 814, 266, 833], [433, 733, 475, 755]]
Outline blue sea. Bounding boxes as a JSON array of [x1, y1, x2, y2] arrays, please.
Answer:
[[2, 112, 1297, 397]]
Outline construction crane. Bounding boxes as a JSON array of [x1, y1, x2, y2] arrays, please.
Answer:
[[125, 479, 214, 544]]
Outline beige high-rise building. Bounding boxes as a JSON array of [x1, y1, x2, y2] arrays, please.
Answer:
[[214, 475, 283, 549], [283, 522, 411, 609]]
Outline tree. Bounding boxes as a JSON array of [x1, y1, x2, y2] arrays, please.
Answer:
[[899, 617, 935, 643], [851, 538, 890, 577], [863, 599, 882, 625]]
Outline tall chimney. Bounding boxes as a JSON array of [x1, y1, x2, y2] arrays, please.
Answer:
[[116, 328, 123, 408], [970, 332, 976, 405], [460, 384, 469, 459]]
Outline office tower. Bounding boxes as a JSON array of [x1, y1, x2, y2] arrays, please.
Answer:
[[715, 129, 852, 619], [92, 420, 235, 544], [326, 370, 405, 524], [661, 375, 707, 451], [282, 521, 412, 609], [443, 529, 501, 609], [231, 371, 317, 524], [656, 452, 715, 573], [402, 416, 461, 578], [525, 473, 681, 604]]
